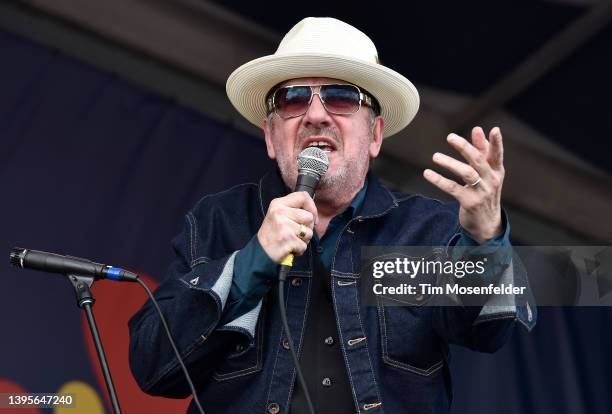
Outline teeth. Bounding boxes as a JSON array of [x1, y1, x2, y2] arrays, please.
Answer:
[[307, 141, 333, 149]]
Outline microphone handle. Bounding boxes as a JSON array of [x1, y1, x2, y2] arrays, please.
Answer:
[[294, 170, 320, 198], [20, 249, 105, 277], [10, 248, 138, 281], [280, 170, 321, 268]]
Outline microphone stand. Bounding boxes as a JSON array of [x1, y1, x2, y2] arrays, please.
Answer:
[[67, 274, 122, 414]]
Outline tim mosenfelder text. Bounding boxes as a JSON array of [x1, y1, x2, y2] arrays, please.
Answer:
[[369, 257, 526, 297]]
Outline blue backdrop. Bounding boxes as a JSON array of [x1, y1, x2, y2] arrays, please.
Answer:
[[0, 29, 610, 413]]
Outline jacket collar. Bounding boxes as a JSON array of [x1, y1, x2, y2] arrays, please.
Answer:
[[258, 167, 398, 220]]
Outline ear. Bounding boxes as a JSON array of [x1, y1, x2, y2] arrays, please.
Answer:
[[262, 116, 276, 159], [368, 116, 385, 158]]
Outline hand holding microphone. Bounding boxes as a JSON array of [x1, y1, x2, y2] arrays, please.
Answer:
[[257, 147, 329, 264], [257, 192, 317, 263]]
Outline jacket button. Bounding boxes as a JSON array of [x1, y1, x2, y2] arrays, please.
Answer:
[[267, 402, 280, 414], [282, 338, 290, 350], [291, 278, 302, 287], [322, 377, 332, 387], [316, 246, 324, 254], [324, 336, 334, 346], [235, 343, 245, 353]]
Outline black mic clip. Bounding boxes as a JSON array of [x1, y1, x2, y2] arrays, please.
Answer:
[[67, 274, 96, 309]]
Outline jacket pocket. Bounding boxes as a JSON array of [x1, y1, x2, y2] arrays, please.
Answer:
[[212, 304, 266, 381], [377, 298, 446, 376]]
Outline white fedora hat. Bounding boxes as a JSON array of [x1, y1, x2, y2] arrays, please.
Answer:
[[226, 17, 419, 138]]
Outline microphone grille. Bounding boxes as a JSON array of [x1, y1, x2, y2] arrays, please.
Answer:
[[9, 247, 26, 268], [297, 147, 329, 177]]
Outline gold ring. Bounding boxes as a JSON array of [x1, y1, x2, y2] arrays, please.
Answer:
[[298, 224, 307, 239], [464, 176, 482, 188]]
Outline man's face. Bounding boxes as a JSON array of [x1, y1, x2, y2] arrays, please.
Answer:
[[263, 77, 384, 201]]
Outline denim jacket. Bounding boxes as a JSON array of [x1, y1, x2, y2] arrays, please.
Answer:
[[128, 169, 536, 414]]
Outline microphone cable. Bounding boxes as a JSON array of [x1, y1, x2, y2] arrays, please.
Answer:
[[9, 247, 206, 413], [278, 264, 315, 414], [135, 277, 206, 414]]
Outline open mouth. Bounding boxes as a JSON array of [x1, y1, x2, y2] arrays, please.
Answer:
[[302, 138, 337, 153]]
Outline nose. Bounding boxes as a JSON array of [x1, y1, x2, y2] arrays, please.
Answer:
[[302, 92, 332, 129]]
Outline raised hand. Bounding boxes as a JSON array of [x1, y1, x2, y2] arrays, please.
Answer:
[[423, 126, 505, 244]]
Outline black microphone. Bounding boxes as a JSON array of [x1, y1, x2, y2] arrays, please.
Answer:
[[9, 247, 138, 282], [279, 147, 329, 268], [294, 146, 330, 197]]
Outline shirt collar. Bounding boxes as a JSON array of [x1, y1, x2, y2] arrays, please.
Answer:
[[259, 168, 397, 219], [344, 178, 367, 218]]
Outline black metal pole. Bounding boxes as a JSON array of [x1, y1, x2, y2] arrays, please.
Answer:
[[82, 302, 122, 414], [68, 274, 122, 414]]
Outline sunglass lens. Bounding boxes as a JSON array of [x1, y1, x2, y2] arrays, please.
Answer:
[[275, 86, 311, 118], [321, 85, 360, 114]]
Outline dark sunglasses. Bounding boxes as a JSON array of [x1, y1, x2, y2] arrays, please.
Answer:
[[266, 83, 380, 119]]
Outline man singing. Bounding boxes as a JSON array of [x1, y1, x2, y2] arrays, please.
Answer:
[[129, 17, 535, 413]]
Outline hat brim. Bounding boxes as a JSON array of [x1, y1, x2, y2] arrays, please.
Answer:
[[226, 53, 419, 138]]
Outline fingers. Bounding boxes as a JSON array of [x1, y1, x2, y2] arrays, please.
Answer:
[[488, 127, 504, 170], [471, 126, 489, 153], [283, 207, 316, 229], [257, 192, 318, 263], [425, 126, 507, 203], [281, 191, 318, 224], [423, 168, 468, 204], [448, 127, 504, 174], [271, 193, 316, 227], [432, 152, 480, 186], [283, 225, 310, 257], [447, 133, 493, 178], [294, 221, 314, 242], [281, 191, 317, 212]]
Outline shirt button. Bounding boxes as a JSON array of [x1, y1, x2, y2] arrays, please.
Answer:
[[324, 336, 334, 346], [282, 338, 290, 350], [316, 246, 324, 254], [291, 278, 302, 287], [267, 402, 280, 414], [321, 377, 332, 387]]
